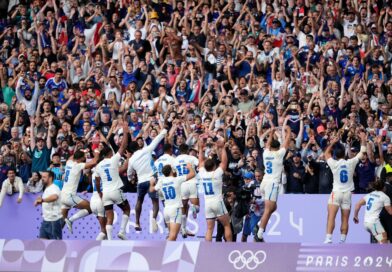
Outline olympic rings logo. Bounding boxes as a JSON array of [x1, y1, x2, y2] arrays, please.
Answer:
[[228, 250, 267, 270]]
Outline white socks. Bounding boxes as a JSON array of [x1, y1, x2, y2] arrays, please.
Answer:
[[181, 214, 187, 232], [340, 234, 347, 243], [324, 234, 333, 243], [69, 209, 89, 223], [120, 214, 129, 234], [96, 232, 106, 241], [106, 225, 113, 240], [257, 228, 264, 239]]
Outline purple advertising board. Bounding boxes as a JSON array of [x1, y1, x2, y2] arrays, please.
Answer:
[[0, 239, 391, 272], [0, 193, 370, 243]]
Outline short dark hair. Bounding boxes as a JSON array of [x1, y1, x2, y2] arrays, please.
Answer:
[[163, 144, 172, 153], [99, 143, 112, 160], [55, 68, 63, 74], [205, 159, 216, 171], [73, 150, 85, 160], [334, 144, 345, 159], [44, 170, 55, 180], [128, 142, 140, 153], [7, 168, 16, 175], [270, 139, 280, 149], [371, 179, 384, 191], [179, 144, 189, 154], [162, 165, 172, 177]]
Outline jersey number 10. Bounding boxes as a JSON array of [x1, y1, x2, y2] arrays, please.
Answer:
[[162, 186, 176, 200]]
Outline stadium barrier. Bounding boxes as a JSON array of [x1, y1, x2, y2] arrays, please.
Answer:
[[0, 193, 371, 243], [0, 239, 391, 272]]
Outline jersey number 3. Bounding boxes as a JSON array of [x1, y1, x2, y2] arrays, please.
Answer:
[[266, 161, 273, 174]]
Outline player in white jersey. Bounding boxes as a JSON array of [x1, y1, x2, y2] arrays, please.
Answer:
[[61, 149, 99, 233], [173, 144, 200, 238], [353, 180, 392, 243], [324, 132, 367, 243], [256, 126, 291, 242], [198, 137, 232, 242], [95, 122, 129, 240], [150, 163, 196, 240], [90, 168, 107, 240], [127, 128, 167, 232], [154, 144, 175, 202]]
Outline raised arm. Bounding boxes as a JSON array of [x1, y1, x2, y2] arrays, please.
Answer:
[[185, 163, 196, 181], [282, 126, 291, 149], [118, 121, 129, 155], [144, 129, 168, 153]]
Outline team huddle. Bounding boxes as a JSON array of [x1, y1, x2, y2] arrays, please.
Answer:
[[40, 124, 392, 243]]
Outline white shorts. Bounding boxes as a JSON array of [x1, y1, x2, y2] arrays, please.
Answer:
[[90, 194, 105, 217], [328, 191, 352, 210], [260, 182, 279, 202], [205, 199, 228, 219], [164, 206, 182, 224], [364, 221, 386, 242], [61, 192, 85, 209], [181, 181, 198, 200], [102, 189, 127, 207]]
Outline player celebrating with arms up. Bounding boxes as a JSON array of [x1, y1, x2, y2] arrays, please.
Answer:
[[353, 179, 392, 244], [256, 126, 291, 242], [198, 137, 232, 242], [61, 149, 99, 233], [149, 163, 195, 241], [95, 121, 129, 240], [324, 132, 367, 243]]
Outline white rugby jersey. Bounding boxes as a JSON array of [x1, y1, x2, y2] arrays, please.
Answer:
[[173, 154, 199, 179], [96, 153, 123, 193], [155, 176, 186, 208], [363, 191, 391, 223], [262, 148, 286, 184], [127, 129, 167, 182], [327, 146, 365, 192], [154, 154, 176, 178], [198, 167, 224, 202], [61, 160, 86, 195]]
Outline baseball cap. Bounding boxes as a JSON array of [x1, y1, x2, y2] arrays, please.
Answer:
[[243, 172, 255, 179], [317, 125, 325, 134]]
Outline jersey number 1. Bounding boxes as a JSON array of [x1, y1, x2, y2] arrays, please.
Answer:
[[104, 169, 113, 182]]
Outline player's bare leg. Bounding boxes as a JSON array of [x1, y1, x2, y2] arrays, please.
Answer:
[[96, 216, 107, 240], [325, 204, 339, 243], [135, 197, 144, 231], [379, 232, 389, 244], [340, 208, 350, 243], [190, 197, 200, 219], [117, 200, 131, 240], [105, 205, 114, 240], [167, 223, 181, 241], [64, 200, 92, 233], [205, 218, 216, 242], [61, 208, 69, 228], [181, 199, 191, 238], [217, 214, 232, 242], [151, 198, 159, 232], [257, 200, 277, 241]]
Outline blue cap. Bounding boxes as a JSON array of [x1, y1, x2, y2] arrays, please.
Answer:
[[243, 172, 255, 179]]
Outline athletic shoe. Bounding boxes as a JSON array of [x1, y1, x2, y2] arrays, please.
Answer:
[[256, 228, 263, 240], [254, 235, 265, 242], [151, 218, 158, 233], [181, 228, 187, 238], [323, 239, 332, 244], [64, 218, 73, 234], [117, 232, 127, 240]]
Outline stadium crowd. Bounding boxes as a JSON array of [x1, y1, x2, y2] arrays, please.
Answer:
[[0, 0, 392, 241]]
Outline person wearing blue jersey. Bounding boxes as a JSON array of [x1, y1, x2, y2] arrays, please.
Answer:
[[47, 153, 64, 190], [44, 68, 68, 93]]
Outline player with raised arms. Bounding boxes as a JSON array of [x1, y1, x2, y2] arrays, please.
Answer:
[[256, 126, 291, 242], [198, 137, 232, 242], [173, 144, 199, 238], [149, 163, 195, 240], [353, 179, 392, 244], [95, 121, 129, 240], [324, 132, 367, 243], [61, 149, 99, 233]]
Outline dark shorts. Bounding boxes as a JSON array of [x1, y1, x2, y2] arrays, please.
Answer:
[[39, 218, 63, 240], [137, 181, 158, 200]]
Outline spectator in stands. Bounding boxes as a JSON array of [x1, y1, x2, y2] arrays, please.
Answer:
[[0, 169, 24, 208]]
